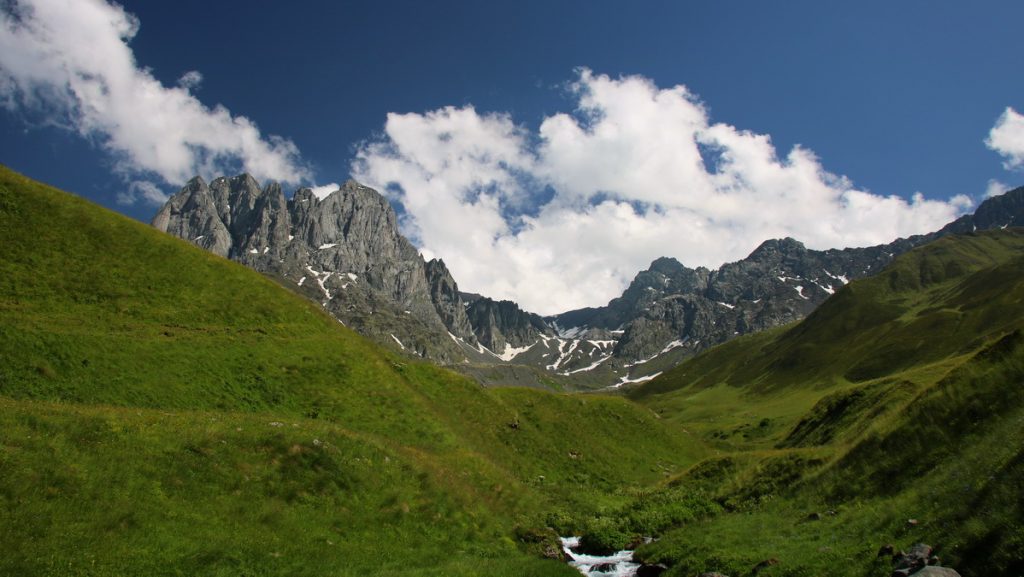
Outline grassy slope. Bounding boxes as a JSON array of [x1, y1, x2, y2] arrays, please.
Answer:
[[0, 166, 706, 576], [612, 230, 1024, 576]]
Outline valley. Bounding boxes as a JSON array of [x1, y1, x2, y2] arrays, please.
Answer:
[[2, 165, 1023, 576]]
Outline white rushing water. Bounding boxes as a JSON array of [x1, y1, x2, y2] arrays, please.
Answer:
[[560, 536, 639, 577]]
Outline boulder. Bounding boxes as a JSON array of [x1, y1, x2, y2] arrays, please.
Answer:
[[892, 543, 936, 576], [635, 564, 668, 576], [751, 558, 779, 574], [910, 567, 961, 577]]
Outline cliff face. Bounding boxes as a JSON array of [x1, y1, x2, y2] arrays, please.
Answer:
[[154, 176, 467, 362], [424, 258, 476, 343], [464, 297, 554, 352]]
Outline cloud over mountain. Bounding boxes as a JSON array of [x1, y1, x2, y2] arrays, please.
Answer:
[[353, 69, 972, 315], [988, 107, 1024, 170], [0, 0, 310, 204]]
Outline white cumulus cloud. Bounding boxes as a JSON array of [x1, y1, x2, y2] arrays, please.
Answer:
[[309, 183, 341, 200], [984, 179, 1010, 199], [0, 0, 310, 205], [354, 69, 972, 316], [117, 180, 168, 205], [987, 107, 1024, 170]]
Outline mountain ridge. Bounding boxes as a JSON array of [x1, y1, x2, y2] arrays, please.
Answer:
[[153, 175, 1024, 388]]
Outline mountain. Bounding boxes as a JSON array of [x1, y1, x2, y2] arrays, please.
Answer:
[[547, 236, 916, 382], [151, 174, 586, 377], [544, 186, 1024, 384], [153, 175, 483, 362], [153, 174, 1024, 389], [0, 165, 705, 575]]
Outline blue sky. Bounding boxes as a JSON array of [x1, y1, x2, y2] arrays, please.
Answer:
[[2, 0, 1023, 313]]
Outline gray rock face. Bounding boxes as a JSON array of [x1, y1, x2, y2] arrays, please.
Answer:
[[552, 236, 903, 364], [464, 296, 554, 352], [939, 185, 1024, 234], [424, 259, 476, 343], [154, 175, 467, 362], [151, 176, 233, 257], [908, 567, 961, 577]]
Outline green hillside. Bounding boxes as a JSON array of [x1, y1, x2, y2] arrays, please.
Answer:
[[0, 166, 706, 576], [609, 229, 1024, 576], [6, 164, 1024, 577]]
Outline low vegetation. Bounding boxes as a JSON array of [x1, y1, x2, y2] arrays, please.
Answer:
[[4, 165, 1023, 576], [601, 229, 1024, 576], [0, 166, 703, 576]]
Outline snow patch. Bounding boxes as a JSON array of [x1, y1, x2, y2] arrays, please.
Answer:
[[390, 334, 405, 350], [262, 247, 269, 254], [624, 339, 685, 368], [297, 277, 306, 286], [498, 342, 535, 362], [824, 270, 849, 285], [248, 248, 258, 254], [716, 301, 735, 309], [553, 322, 585, 339], [193, 235, 204, 240], [795, 285, 809, 300], [476, 341, 498, 357], [546, 339, 579, 371], [612, 372, 663, 389], [564, 354, 612, 375], [318, 243, 337, 250], [305, 266, 334, 300], [660, 339, 685, 354]]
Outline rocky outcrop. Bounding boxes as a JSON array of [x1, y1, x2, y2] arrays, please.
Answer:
[[464, 296, 554, 352], [151, 176, 233, 257], [885, 543, 960, 577], [939, 185, 1024, 234], [424, 259, 476, 342], [154, 176, 467, 362]]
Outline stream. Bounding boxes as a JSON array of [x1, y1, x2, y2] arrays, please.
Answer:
[[560, 536, 639, 577]]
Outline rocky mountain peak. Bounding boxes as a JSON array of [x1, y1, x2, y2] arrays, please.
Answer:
[[648, 256, 686, 275], [425, 258, 476, 343], [465, 297, 554, 352], [940, 185, 1024, 235], [748, 237, 807, 259]]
